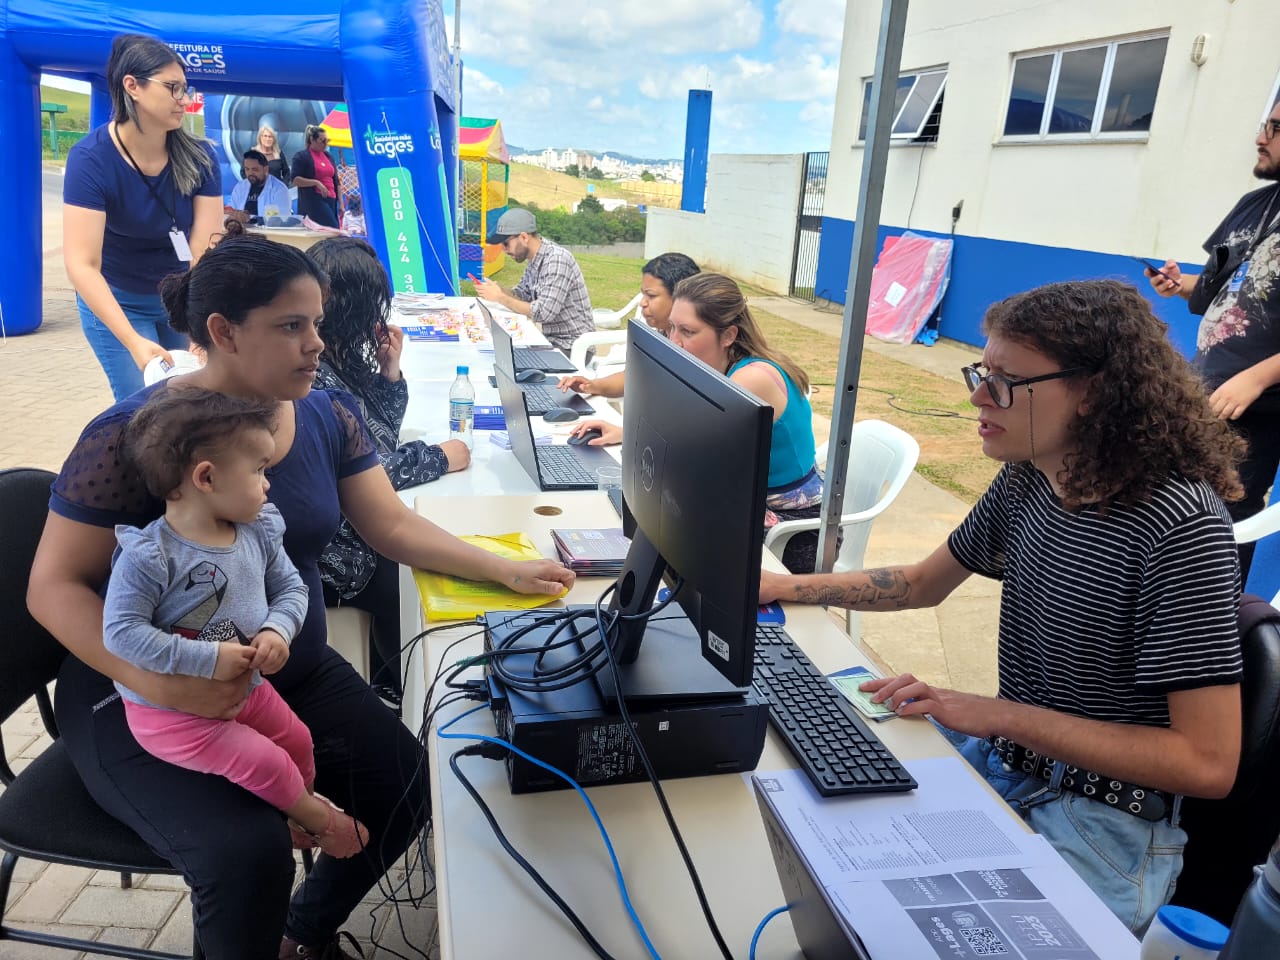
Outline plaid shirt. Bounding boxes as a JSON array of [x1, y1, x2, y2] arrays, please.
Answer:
[[512, 238, 595, 351]]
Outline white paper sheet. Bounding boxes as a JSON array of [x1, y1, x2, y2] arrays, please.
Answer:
[[753, 758, 1055, 883], [753, 758, 1139, 959]]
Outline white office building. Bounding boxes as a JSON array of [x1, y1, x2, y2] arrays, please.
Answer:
[[816, 0, 1280, 351]]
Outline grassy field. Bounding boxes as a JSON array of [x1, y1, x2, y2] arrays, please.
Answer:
[[507, 163, 680, 212], [467, 253, 997, 503], [38, 85, 205, 163]]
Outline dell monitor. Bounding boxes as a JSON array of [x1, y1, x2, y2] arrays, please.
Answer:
[[596, 319, 773, 700]]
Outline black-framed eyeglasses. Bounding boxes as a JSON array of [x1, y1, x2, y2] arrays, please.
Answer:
[[961, 364, 1086, 408], [1259, 120, 1280, 143], [143, 78, 194, 102]]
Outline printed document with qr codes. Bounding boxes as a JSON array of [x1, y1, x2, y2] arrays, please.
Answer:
[[752, 758, 1138, 958]]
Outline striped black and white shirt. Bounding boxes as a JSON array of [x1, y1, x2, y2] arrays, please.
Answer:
[[949, 464, 1242, 728]]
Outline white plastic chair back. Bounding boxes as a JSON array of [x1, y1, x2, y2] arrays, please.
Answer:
[[569, 330, 628, 372], [1233, 502, 1280, 606], [764, 419, 919, 638], [591, 292, 642, 330]]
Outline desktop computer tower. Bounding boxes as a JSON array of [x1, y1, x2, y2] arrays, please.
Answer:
[[483, 611, 769, 794]]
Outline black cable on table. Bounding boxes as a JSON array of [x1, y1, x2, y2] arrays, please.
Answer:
[[449, 746, 620, 960]]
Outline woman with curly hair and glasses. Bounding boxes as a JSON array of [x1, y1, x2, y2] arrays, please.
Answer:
[[307, 237, 469, 701], [760, 280, 1245, 934]]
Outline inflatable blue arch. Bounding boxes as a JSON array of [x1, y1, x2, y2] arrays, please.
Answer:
[[0, 1, 459, 335]]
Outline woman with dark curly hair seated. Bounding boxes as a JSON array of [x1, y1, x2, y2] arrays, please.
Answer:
[[759, 279, 1246, 935], [306, 237, 470, 702]]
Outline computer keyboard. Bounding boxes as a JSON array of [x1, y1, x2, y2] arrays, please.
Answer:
[[752, 623, 917, 797], [513, 347, 576, 374], [536, 446, 597, 486], [521, 383, 572, 415]]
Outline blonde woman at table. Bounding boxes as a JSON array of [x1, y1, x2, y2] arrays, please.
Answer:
[[308, 236, 470, 703], [28, 222, 572, 959], [253, 124, 291, 185], [571, 272, 823, 572], [63, 33, 224, 401]]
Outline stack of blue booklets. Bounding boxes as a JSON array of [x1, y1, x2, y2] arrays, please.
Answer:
[[473, 405, 505, 430]]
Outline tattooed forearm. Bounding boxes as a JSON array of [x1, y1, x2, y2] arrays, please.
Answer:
[[791, 567, 912, 609]]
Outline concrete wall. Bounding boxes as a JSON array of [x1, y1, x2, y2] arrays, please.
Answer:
[[816, 0, 1280, 349], [645, 153, 804, 294]]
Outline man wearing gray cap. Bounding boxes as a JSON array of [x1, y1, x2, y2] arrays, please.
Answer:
[[474, 208, 595, 352]]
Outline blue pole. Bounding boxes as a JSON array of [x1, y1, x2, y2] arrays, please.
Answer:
[[681, 89, 711, 214]]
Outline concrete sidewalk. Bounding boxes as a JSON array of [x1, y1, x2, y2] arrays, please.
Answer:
[[0, 209, 999, 956]]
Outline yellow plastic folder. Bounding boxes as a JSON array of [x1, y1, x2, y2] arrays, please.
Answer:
[[413, 532, 567, 621]]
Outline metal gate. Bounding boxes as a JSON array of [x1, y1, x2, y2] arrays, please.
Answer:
[[789, 151, 829, 301]]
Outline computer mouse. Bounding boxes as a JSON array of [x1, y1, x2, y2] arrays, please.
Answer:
[[514, 369, 547, 383], [568, 428, 603, 446], [542, 406, 581, 423]]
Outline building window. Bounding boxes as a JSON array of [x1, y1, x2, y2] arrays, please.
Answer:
[[1002, 34, 1168, 141], [858, 67, 948, 143]]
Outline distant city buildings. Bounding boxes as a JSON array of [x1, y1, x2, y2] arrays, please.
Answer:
[[514, 147, 683, 183]]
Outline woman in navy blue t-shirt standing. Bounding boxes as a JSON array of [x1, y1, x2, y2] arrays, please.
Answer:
[[63, 34, 223, 401]]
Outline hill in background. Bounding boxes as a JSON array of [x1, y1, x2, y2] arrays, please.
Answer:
[[507, 162, 679, 212]]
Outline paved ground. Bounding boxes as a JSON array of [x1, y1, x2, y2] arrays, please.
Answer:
[[0, 187, 999, 956]]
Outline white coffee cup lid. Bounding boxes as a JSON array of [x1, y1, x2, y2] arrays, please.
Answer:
[[143, 349, 204, 386]]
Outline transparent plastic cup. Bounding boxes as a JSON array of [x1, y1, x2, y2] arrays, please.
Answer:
[[595, 464, 623, 493]]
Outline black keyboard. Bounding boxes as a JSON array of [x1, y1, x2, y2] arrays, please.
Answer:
[[513, 347, 576, 374], [521, 383, 573, 416], [536, 446, 597, 486], [752, 623, 917, 797]]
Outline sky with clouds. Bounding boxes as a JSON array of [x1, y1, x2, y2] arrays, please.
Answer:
[[446, 0, 846, 159]]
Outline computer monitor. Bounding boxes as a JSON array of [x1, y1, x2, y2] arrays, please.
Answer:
[[599, 319, 773, 699]]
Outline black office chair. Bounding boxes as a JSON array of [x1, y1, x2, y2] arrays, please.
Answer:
[[1171, 592, 1280, 925], [0, 468, 203, 959]]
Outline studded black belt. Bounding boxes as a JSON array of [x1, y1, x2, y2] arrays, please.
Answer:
[[989, 736, 1175, 823]]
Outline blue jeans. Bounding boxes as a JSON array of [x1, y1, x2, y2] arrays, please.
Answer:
[[939, 725, 1186, 935], [77, 286, 189, 401]]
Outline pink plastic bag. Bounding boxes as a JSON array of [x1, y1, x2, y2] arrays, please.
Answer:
[[864, 232, 953, 344]]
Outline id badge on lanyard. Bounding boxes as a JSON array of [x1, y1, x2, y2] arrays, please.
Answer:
[[1228, 260, 1249, 294], [169, 227, 193, 262]]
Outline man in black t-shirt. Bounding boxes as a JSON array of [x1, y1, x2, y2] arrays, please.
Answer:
[[1149, 101, 1280, 571]]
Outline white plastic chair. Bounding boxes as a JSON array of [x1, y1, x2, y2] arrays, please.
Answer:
[[591, 292, 642, 330], [764, 419, 920, 638], [570, 329, 628, 373], [1234, 502, 1280, 605]]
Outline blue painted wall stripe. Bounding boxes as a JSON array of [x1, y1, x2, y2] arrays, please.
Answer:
[[815, 216, 1204, 358]]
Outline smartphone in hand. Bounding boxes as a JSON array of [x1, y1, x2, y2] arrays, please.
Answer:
[[1131, 256, 1173, 282]]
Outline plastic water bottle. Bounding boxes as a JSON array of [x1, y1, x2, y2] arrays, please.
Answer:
[[448, 365, 475, 449], [1219, 842, 1280, 959], [1140, 905, 1228, 959]]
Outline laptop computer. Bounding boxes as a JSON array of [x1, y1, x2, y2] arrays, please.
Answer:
[[476, 300, 577, 374], [495, 367, 619, 491], [753, 775, 872, 959], [488, 311, 593, 416]]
